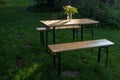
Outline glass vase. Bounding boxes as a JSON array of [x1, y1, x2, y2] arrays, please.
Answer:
[[67, 13, 72, 22]]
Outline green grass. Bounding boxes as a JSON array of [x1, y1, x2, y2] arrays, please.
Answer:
[[0, 0, 120, 80]]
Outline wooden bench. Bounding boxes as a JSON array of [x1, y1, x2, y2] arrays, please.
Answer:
[[36, 26, 81, 47], [48, 39, 114, 75]]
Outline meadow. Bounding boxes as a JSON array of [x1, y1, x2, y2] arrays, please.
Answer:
[[0, 0, 120, 80]]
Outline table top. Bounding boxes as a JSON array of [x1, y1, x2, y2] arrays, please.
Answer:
[[40, 18, 99, 27]]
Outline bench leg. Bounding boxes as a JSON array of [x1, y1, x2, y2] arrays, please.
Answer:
[[98, 47, 101, 63], [58, 53, 61, 76], [98, 47, 109, 67], [105, 47, 109, 67], [53, 55, 56, 69], [40, 31, 45, 47]]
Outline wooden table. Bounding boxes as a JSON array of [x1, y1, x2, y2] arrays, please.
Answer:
[[40, 18, 99, 51], [41, 19, 99, 27]]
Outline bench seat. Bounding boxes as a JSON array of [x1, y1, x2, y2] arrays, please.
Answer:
[[48, 39, 114, 75], [48, 39, 114, 53], [36, 26, 80, 31]]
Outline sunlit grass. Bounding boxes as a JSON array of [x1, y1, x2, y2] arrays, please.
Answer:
[[15, 63, 39, 80]]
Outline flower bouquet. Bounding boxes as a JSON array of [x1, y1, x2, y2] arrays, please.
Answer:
[[63, 5, 78, 22]]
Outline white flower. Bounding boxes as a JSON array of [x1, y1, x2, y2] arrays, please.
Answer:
[[67, 5, 72, 8]]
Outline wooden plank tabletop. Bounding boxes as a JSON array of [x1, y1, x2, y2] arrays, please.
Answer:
[[40, 18, 99, 27], [48, 39, 114, 53]]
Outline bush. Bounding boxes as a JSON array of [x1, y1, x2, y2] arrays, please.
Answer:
[[31, 0, 120, 28], [0, 0, 9, 4], [71, 0, 120, 28], [94, 1, 120, 28]]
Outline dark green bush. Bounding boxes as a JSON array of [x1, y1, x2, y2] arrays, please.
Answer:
[[72, 0, 120, 28], [32, 0, 120, 28], [0, 0, 9, 4], [94, 1, 120, 28], [70, 0, 120, 28]]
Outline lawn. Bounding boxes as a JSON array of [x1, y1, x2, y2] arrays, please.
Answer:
[[0, 0, 120, 80]]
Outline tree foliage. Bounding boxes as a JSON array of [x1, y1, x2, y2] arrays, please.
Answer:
[[31, 0, 120, 28], [0, 0, 9, 4]]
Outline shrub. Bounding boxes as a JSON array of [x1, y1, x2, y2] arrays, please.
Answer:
[[0, 0, 10, 4], [70, 0, 120, 28], [31, 0, 120, 28]]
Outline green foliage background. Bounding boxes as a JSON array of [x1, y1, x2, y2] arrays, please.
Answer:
[[0, 0, 120, 80], [32, 0, 120, 28]]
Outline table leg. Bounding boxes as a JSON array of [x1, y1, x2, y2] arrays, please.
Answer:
[[76, 28, 79, 41], [40, 31, 45, 47], [91, 26, 94, 54], [40, 31, 43, 46], [72, 28, 75, 41], [53, 55, 56, 69], [91, 26, 94, 40], [45, 29, 48, 52], [53, 27, 56, 44], [98, 47, 101, 63], [81, 26, 83, 41], [58, 53, 61, 76]]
